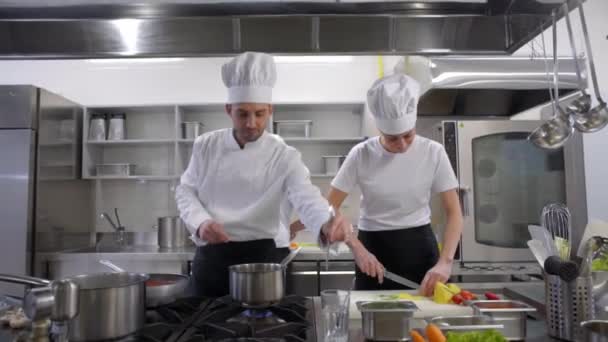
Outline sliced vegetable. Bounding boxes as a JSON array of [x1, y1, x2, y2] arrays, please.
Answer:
[[446, 283, 461, 295], [433, 283, 454, 304], [410, 330, 426, 342], [426, 323, 446, 342], [485, 292, 500, 300]]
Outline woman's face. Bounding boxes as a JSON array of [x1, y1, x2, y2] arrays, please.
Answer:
[[379, 129, 416, 153]]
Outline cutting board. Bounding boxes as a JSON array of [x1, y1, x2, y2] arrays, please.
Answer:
[[348, 290, 473, 320]]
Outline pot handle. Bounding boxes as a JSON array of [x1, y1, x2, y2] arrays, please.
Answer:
[[280, 247, 302, 267], [99, 259, 126, 273], [0, 274, 50, 287]]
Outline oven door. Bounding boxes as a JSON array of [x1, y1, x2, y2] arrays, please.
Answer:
[[456, 121, 567, 262]]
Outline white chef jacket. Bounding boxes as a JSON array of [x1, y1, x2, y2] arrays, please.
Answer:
[[176, 128, 330, 245], [275, 198, 293, 248], [331, 136, 458, 231]]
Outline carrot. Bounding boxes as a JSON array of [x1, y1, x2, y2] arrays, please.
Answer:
[[425, 323, 446, 342], [410, 330, 426, 342]]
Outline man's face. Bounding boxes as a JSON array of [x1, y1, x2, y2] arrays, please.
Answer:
[[226, 103, 272, 144], [380, 129, 416, 153]]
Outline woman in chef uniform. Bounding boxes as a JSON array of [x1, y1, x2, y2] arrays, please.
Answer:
[[176, 52, 384, 297], [328, 74, 463, 295]]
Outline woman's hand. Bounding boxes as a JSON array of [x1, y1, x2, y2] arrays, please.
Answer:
[[349, 239, 384, 283], [420, 259, 452, 296]]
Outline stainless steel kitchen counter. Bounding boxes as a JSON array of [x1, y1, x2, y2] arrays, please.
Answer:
[[36, 245, 543, 278], [36, 245, 197, 262], [342, 319, 560, 341], [35, 245, 355, 262], [0, 282, 552, 342], [313, 282, 559, 342]]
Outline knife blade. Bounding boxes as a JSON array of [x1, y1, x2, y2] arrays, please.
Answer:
[[384, 270, 420, 289]]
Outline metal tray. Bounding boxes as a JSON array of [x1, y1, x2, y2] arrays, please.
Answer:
[[468, 300, 536, 341], [357, 301, 419, 341], [357, 300, 418, 312], [273, 120, 312, 138], [95, 163, 136, 177], [430, 315, 504, 333]]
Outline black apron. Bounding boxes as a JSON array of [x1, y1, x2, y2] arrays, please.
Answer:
[[274, 247, 290, 263], [355, 224, 439, 291], [189, 239, 279, 297]]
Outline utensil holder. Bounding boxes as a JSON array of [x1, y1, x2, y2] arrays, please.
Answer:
[[546, 274, 595, 341]]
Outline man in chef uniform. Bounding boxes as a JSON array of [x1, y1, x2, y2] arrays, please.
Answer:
[[176, 52, 384, 297], [325, 74, 463, 296]]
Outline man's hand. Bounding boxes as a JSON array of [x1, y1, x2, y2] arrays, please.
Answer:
[[419, 259, 452, 296], [321, 211, 353, 243], [351, 239, 384, 283], [197, 220, 230, 244], [289, 220, 305, 240]]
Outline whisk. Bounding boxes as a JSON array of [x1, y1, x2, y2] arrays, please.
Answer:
[[541, 203, 572, 260]]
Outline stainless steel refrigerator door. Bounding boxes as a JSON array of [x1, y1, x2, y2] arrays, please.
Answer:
[[0, 129, 36, 296], [0, 86, 38, 129]]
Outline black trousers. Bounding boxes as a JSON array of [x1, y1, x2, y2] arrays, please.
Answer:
[[355, 224, 440, 290], [189, 239, 280, 297]]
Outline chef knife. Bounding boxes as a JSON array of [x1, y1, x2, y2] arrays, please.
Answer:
[[384, 270, 420, 289]]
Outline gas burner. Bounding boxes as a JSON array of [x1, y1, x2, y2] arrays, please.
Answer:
[[228, 309, 286, 325], [132, 295, 313, 342]]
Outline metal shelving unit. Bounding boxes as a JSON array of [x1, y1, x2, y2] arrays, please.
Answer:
[[80, 102, 368, 231]]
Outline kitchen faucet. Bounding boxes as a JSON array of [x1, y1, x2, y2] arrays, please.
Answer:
[[100, 208, 126, 246]]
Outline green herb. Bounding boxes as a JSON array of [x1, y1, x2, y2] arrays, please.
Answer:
[[592, 257, 608, 271], [445, 329, 507, 342]]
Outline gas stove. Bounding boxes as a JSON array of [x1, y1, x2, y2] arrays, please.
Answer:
[[125, 295, 316, 342]]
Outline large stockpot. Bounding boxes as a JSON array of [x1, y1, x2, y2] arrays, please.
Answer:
[[68, 272, 149, 341], [229, 247, 300, 308], [0, 272, 148, 341]]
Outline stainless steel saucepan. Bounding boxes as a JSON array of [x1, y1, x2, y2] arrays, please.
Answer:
[[229, 247, 301, 308]]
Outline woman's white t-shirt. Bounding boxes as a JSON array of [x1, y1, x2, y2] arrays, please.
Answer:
[[331, 136, 458, 231]]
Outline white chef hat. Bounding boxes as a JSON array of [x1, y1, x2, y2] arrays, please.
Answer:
[[222, 52, 277, 104], [367, 73, 420, 135]]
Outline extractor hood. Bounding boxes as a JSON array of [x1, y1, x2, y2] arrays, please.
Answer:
[[0, 0, 584, 59], [403, 55, 584, 116]]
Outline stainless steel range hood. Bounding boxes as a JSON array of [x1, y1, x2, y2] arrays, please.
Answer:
[[404, 55, 584, 116], [0, 0, 583, 59]]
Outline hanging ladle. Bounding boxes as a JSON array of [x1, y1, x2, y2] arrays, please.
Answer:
[[563, 2, 592, 116], [528, 10, 574, 150], [570, 0, 608, 132]]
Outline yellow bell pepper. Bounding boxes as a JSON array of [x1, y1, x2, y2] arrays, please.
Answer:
[[433, 282, 454, 304], [446, 283, 461, 295]]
